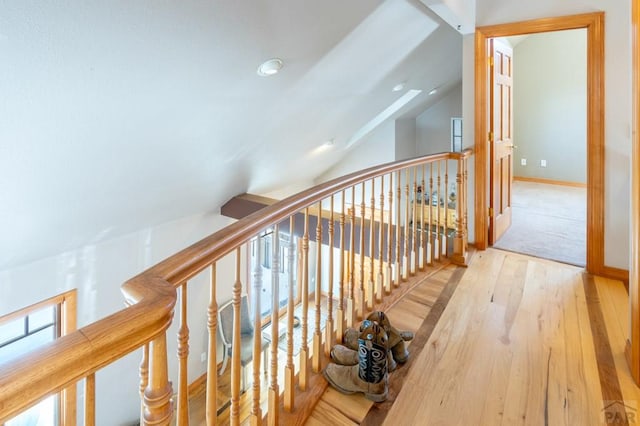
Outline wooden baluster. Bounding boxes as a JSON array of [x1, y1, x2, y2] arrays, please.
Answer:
[[411, 168, 418, 275], [337, 192, 346, 343], [394, 171, 401, 287], [177, 283, 190, 425], [206, 264, 217, 425], [386, 173, 393, 293], [230, 248, 242, 426], [300, 208, 310, 390], [451, 154, 469, 265], [433, 161, 442, 260], [421, 164, 428, 269], [144, 333, 173, 425], [139, 344, 149, 425], [313, 202, 323, 373], [325, 196, 335, 355], [377, 176, 384, 302], [85, 374, 95, 426], [358, 182, 366, 318], [403, 169, 410, 281], [430, 163, 439, 261], [284, 217, 296, 411], [437, 161, 445, 257], [444, 160, 450, 257], [368, 179, 375, 310], [268, 226, 280, 426], [250, 234, 263, 425], [347, 188, 356, 326], [463, 157, 469, 251]]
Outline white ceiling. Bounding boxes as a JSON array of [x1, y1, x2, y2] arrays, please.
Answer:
[[0, 0, 464, 270]]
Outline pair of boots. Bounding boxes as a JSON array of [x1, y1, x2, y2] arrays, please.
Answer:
[[323, 312, 414, 402], [332, 311, 414, 371]]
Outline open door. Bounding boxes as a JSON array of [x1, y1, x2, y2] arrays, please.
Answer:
[[488, 38, 514, 245]]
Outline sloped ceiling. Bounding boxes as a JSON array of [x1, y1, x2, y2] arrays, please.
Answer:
[[0, 0, 462, 270]]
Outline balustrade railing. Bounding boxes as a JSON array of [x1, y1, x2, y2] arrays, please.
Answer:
[[0, 150, 471, 425]]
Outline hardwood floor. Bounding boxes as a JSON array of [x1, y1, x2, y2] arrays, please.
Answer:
[[183, 249, 637, 425], [379, 249, 637, 425]]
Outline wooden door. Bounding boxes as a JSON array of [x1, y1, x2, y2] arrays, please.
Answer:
[[489, 38, 514, 245]]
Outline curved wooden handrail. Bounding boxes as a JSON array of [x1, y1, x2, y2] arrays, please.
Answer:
[[0, 149, 471, 423]]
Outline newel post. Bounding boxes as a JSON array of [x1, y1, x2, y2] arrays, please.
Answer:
[[452, 153, 469, 266], [143, 333, 174, 425]]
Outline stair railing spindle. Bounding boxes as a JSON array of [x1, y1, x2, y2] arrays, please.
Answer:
[[284, 217, 295, 412], [348, 188, 356, 326], [299, 209, 310, 390], [313, 202, 323, 373], [250, 234, 263, 424], [177, 283, 190, 425], [85, 374, 95, 426], [268, 226, 280, 426], [337, 192, 346, 342], [205, 264, 217, 425], [411, 168, 418, 275], [386, 173, 393, 293], [230, 248, 242, 426], [325, 196, 335, 355], [358, 182, 366, 319], [403, 168, 410, 281], [368, 179, 375, 310], [377, 176, 384, 302], [394, 171, 401, 287]]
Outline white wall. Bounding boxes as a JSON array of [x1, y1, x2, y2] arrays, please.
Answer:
[[317, 120, 395, 183], [0, 212, 239, 425], [512, 30, 587, 183], [470, 0, 631, 269], [395, 118, 418, 160], [416, 83, 463, 155]]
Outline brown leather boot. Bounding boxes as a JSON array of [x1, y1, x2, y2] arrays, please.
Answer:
[[330, 344, 358, 365], [331, 342, 398, 372], [323, 322, 389, 402], [366, 311, 413, 364]]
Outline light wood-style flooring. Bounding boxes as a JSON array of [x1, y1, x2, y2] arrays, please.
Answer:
[[185, 248, 637, 425], [378, 249, 637, 425]]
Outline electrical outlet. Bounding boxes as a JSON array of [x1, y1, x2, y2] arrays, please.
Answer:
[[201, 352, 207, 363], [520, 158, 527, 166], [540, 159, 547, 167]]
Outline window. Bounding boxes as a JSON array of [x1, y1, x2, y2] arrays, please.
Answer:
[[451, 117, 463, 152], [0, 290, 77, 425]]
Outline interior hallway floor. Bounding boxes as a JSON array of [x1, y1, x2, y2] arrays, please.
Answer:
[[311, 249, 636, 425], [493, 180, 586, 266]]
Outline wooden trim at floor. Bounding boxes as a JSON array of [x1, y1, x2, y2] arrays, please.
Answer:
[[361, 266, 466, 425], [601, 266, 630, 292], [513, 176, 587, 188]]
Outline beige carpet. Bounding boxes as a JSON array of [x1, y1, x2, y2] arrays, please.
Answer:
[[493, 180, 586, 266]]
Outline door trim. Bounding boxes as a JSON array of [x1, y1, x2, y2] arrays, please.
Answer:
[[474, 12, 605, 275]]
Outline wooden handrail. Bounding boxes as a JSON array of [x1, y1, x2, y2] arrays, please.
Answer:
[[0, 150, 472, 424]]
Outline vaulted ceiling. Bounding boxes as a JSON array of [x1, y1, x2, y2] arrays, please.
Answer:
[[0, 0, 465, 270]]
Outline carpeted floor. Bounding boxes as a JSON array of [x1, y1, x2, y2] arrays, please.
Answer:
[[493, 180, 586, 266]]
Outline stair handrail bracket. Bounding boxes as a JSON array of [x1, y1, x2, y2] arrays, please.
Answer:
[[0, 149, 472, 424]]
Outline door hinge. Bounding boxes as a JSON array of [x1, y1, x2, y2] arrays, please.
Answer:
[[489, 207, 494, 217], [488, 131, 493, 142], [489, 56, 494, 67]]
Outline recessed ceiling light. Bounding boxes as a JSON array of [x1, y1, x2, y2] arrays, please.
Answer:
[[257, 58, 283, 76], [428, 88, 438, 95], [392, 82, 405, 92]]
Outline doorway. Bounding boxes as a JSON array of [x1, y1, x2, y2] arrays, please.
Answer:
[[491, 29, 588, 267], [474, 12, 605, 275]]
